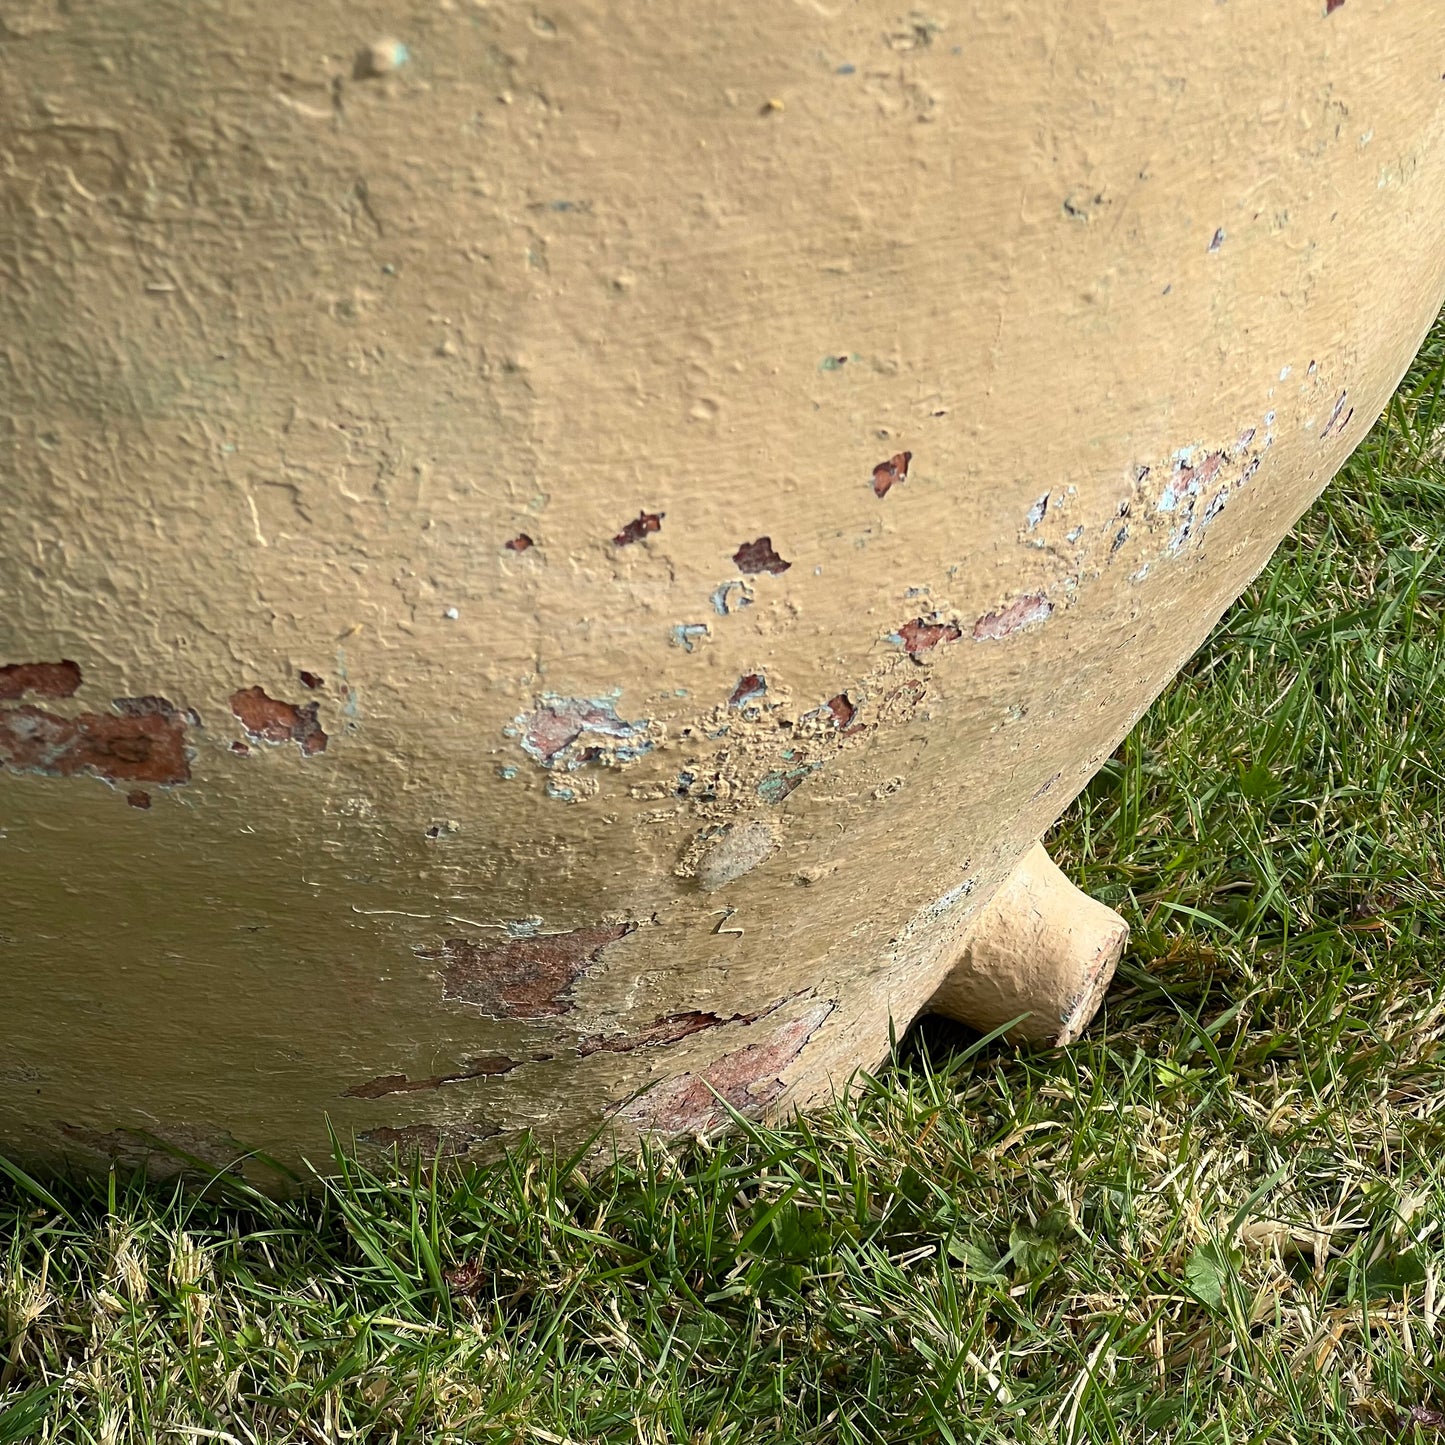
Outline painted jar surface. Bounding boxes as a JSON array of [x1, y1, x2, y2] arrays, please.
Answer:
[[2, 0, 1443, 1180]]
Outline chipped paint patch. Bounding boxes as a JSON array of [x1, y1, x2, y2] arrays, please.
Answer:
[[421, 922, 636, 1018], [613, 511, 663, 546], [671, 622, 710, 652], [733, 537, 791, 575], [1025, 491, 1050, 529], [872, 450, 912, 498], [230, 687, 327, 755], [114, 695, 202, 727], [972, 594, 1052, 641], [728, 673, 768, 708], [344, 1055, 518, 1098], [694, 818, 780, 890], [515, 694, 655, 771], [621, 1000, 834, 1133], [505, 533, 535, 552], [757, 761, 822, 803], [0, 660, 81, 701], [0, 704, 192, 785], [893, 617, 962, 655], [578, 1008, 763, 1056], [711, 579, 755, 615]]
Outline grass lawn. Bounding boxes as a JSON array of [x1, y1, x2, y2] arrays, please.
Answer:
[[4, 314, 1445, 1444]]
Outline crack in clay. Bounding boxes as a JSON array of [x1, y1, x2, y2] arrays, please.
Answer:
[[620, 1000, 835, 1133], [230, 686, 327, 755], [421, 922, 637, 1018], [576, 1003, 779, 1057], [344, 1055, 519, 1098], [359, 1122, 498, 1158]]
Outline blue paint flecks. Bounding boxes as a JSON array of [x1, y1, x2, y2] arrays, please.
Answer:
[[711, 579, 754, 616], [671, 622, 710, 652], [516, 694, 654, 772], [757, 762, 821, 804], [836, 62, 856, 74]]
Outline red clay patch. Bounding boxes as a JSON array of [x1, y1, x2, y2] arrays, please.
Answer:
[[733, 537, 791, 575], [0, 705, 191, 785], [614, 512, 663, 546], [872, 451, 912, 498], [505, 534, 535, 552], [972, 595, 1052, 641], [896, 618, 961, 655], [230, 686, 327, 755], [0, 661, 81, 701], [421, 923, 636, 1018]]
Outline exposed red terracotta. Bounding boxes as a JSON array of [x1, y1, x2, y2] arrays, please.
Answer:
[[113, 695, 201, 726], [421, 923, 636, 1018], [824, 693, 856, 728], [728, 673, 767, 708], [0, 705, 191, 785], [871, 451, 912, 498], [972, 594, 1052, 642], [297, 671, 325, 690], [614, 511, 663, 546], [896, 618, 961, 654], [126, 790, 152, 809], [505, 533, 535, 552], [577, 1005, 780, 1057], [0, 660, 81, 701], [229, 686, 327, 755], [733, 537, 791, 575]]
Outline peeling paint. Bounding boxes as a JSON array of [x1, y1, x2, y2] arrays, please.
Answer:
[[344, 1055, 518, 1098], [1025, 491, 1050, 529], [694, 818, 780, 889], [621, 1000, 834, 1133], [972, 594, 1052, 641], [893, 616, 962, 655], [515, 694, 655, 770], [421, 922, 636, 1018], [505, 533, 535, 551], [733, 537, 791, 575], [711, 579, 755, 615], [757, 762, 821, 803], [297, 671, 325, 690], [578, 1007, 768, 1056], [871, 450, 912, 498], [0, 660, 81, 701], [126, 790, 152, 809], [728, 673, 768, 708], [613, 511, 663, 546], [229, 687, 327, 755], [671, 622, 710, 652], [113, 695, 202, 727], [0, 704, 192, 785]]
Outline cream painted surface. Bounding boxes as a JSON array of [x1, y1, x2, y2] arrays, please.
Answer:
[[2, 0, 1443, 1179]]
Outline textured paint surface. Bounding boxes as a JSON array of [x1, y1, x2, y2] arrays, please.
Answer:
[[2, 0, 1444, 1180]]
